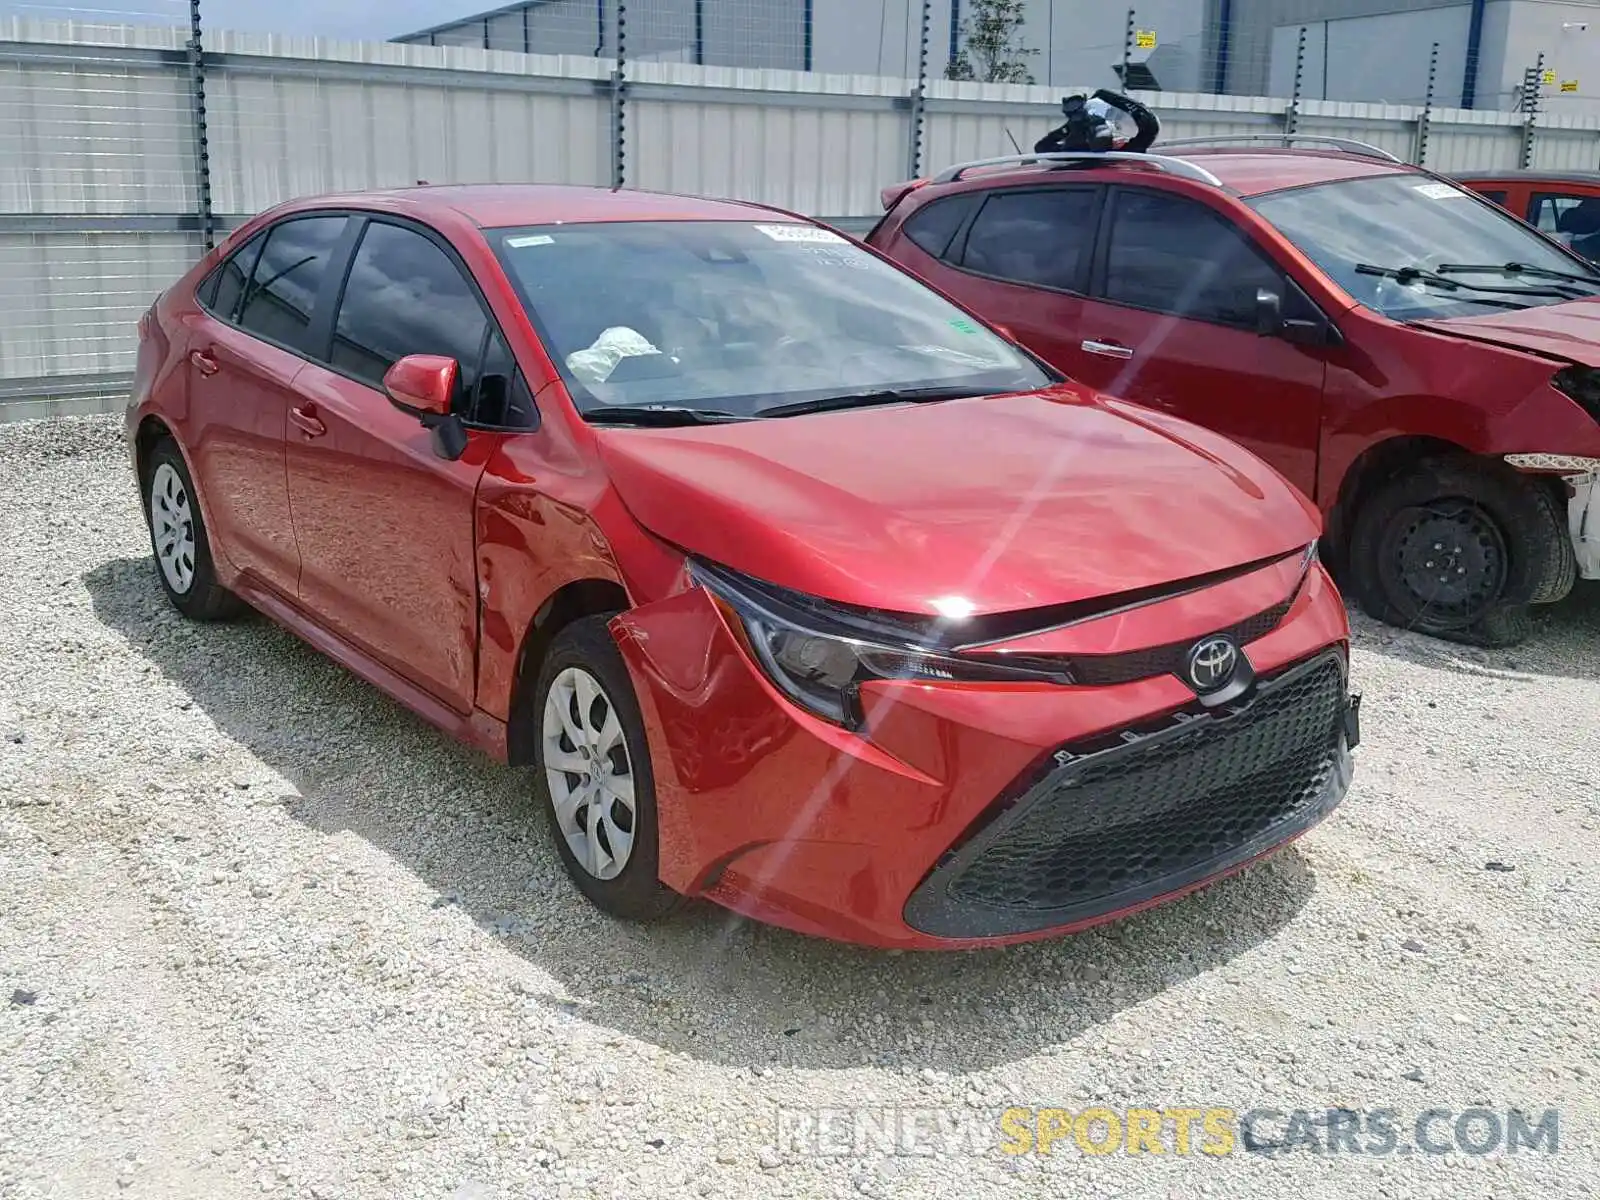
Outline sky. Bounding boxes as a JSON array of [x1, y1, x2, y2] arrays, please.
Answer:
[[0, 0, 476, 40]]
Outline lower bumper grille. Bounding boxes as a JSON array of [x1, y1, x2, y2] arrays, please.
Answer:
[[903, 651, 1354, 939]]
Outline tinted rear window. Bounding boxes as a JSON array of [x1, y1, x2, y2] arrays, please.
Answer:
[[237, 216, 348, 351], [903, 194, 977, 258], [958, 189, 1099, 292]]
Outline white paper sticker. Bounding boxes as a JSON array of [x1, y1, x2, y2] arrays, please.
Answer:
[[754, 223, 848, 244], [1413, 182, 1466, 200], [506, 234, 555, 247]]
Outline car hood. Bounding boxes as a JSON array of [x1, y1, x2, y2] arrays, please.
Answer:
[[1413, 297, 1600, 367], [593, 387, 1320, 616]]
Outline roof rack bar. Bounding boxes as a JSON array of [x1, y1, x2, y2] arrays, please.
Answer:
[[1156, 134, 1402, 163], [930, 150, 1224, 188]]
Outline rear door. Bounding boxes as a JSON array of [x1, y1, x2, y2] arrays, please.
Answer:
[[1067, 185, 1328, 498], [284, 216, 531, 714], [879, 185, 1104, 371], [188, 215, 349, 597]]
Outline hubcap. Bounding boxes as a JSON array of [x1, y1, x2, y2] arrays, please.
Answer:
[[1388, 501, 1506, 626], [542, 666, 636, 881], [150, 462, 197, 595]]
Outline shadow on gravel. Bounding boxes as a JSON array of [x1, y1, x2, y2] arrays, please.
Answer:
[[1346, 581, 1600, 682], [87, 555, 1316, 1074]]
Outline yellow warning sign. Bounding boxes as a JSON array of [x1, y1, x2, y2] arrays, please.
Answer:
[[1134, 30, 1157, 50], [1561, 79, 1580, 93], [1541, 68, 1557, 85]]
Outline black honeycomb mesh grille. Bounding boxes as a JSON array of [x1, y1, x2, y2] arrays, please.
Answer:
[[904, 653, 1349, 939], [1064, 596, 1294, 687]]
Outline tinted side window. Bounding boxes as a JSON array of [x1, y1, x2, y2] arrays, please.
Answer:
[[1103, 190, 1281, 327], [957, 189, 1098, 292], [903, 194, 976, 259], [237, 217, 348, 350], [331, 221, 489, 403], [199, 231, 265, 322], [1474, 188, 1508, 208]]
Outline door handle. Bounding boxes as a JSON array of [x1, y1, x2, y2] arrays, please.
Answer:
[[189, 349, 220, 376], [1081, 339, 1134, 360], [289, 404, 327, 438]]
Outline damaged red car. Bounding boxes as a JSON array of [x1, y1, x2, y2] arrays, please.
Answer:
[[127, 185, 1359, 948]]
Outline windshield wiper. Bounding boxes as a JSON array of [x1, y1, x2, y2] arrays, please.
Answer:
[[754, 385, 1001, 420], [1355, 262, 1574, 304], [583, 405, 750, 427], [1434, 261, 1600, 290]]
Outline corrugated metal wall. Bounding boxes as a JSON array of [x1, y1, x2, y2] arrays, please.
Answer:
[[3, 17, 1599, 420]]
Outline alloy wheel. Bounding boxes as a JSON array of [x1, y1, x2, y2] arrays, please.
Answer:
[[542, 665, 637, 881], [150, 462, 196, 595]]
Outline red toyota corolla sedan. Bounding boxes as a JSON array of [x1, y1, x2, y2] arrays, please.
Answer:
[[126, 184, 1360, 948]]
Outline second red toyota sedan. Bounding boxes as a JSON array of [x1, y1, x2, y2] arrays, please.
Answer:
[[127, 184, 1358, 948]]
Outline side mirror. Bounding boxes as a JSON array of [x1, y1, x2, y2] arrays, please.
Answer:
[[383, 354, 468, 461], [1255, 287, 1336, 348], [1254, 288, 1285, 337]]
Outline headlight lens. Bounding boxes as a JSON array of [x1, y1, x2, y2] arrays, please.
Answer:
[[692, 560, 1072, 726]]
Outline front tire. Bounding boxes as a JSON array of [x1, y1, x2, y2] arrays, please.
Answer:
[[141, 438, 244, 621], [531, 615, 681, 922], [1347, 456, 1571, 647]]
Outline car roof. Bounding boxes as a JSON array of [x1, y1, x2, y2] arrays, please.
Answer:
[[1450, 168, 1600, 185], [924, 148, 1417, 201], [274, 183, 794, 229]]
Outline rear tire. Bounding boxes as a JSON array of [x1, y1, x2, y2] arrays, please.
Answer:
[[530, 615, 681, 923], [141, 438, 245, 621], [1347, 456, 1568, 647]]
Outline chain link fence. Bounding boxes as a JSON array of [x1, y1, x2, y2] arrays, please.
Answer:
[[8, 0, 1600, 418]]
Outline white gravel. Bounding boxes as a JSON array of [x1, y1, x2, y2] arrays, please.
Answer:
[[2, 413, 1598, 1200]]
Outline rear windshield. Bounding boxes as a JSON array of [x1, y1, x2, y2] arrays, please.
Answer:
[[1248, 174, 1600, 319], [489, 220, 1050, 417]]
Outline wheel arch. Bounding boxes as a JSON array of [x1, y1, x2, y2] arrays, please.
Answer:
[[506, 577, 632, 767], [132, 414, 178, 490], [1326, 434, 1470, 567]]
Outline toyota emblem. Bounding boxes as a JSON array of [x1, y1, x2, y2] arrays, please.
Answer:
[[1186, 636, 1239, 693]]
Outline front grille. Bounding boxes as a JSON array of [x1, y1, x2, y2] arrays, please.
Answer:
[[1065, 596, 1294, 687], [903, 652, 1352, 939]]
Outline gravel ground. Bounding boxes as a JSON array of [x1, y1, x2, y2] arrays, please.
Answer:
[[2, 414, 1598, 1200]]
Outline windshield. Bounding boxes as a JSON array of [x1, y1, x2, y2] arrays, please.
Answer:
[[489, 220, 1052, 419], [1247, 174, 1600, 320]]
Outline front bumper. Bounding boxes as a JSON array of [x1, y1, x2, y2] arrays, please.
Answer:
[[612, 562, 1355, 949], [904, 650, 1356, 939], [1570, 470, 1600, 580]]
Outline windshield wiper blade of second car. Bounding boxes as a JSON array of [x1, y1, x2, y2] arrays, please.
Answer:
[[583, 404, 751, 427], [754, 385, 1001, 420], [1434, 261, 1600, 290], [1355, 262, 1574, 301]]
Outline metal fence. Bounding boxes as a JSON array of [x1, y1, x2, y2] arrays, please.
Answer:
[[7, 3, 1600, 420]]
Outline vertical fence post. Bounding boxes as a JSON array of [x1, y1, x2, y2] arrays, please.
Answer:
[[1520, 53, 1544, 168], [186, 0, 215, 251], [609, 0, 627, 189], [1122, 9, 1134, 87], [1284, 25, 1306, 140], [906, 0, 931, 179], [1414, 41, 1439, 166]]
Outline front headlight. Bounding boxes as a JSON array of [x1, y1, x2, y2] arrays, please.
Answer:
[[690, 560, 1073, 727]]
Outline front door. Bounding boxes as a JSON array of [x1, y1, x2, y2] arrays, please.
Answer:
[[1064, 186, 1328, 499], [284, 218, 501, 714]]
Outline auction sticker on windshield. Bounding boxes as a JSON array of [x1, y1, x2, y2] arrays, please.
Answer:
[[755, 224, 849, 244], [1413, 182, 1467, 200]]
